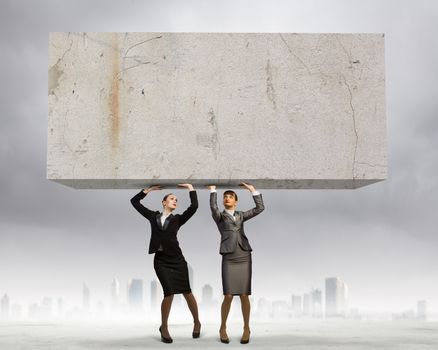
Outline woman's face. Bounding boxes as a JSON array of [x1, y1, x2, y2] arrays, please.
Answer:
[[163, 194, 178, 210], [223, 193, 237, 209]]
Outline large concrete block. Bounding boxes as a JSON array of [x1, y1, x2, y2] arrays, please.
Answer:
[[47, 32, 386, 189]]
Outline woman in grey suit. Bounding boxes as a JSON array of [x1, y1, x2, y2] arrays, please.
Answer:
[[207, 182, 264, 344]]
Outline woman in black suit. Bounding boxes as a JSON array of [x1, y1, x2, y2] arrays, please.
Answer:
[[130, 183, 201, 343]]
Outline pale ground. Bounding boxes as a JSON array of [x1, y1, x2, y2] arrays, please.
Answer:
[[1, 320, 437, 350]]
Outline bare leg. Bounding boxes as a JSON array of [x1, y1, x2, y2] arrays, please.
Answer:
[[183, 292, 201, 333], [160, 294, 174, 338], [220, 294, 233, 339], [240, 295, 251, 341]]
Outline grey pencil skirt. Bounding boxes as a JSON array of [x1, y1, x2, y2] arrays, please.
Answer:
[[222, 244, 252, 296]]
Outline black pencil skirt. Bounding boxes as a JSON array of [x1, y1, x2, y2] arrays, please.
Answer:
[[154, 251, 192, 297]]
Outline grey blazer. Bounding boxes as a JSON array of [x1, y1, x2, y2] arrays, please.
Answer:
[[210, 191, 265, 255]]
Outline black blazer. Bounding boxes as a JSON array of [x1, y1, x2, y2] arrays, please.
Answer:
[[210, 191, 264, 255], [130, 190, 198, 256]]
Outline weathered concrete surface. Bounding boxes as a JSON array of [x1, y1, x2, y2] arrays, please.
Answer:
[[47, 32, 387, 189]]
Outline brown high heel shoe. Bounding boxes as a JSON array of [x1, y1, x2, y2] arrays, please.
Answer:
[[219, 327, 230, 344], [240, 328, 251, 344]]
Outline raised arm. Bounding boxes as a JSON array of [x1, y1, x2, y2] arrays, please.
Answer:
[[208, 185, 221, 223], [130, 186, 161, 221], [240, 182, 265, 222], [177, 183, 198, 226]]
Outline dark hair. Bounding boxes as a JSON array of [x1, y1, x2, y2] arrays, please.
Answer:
[[223, 190, 238, 201], [162, 193, 174, 203]]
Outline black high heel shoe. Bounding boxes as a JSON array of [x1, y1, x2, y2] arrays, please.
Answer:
[[192, 322, 201, 338], [159, 326, 173, 344]]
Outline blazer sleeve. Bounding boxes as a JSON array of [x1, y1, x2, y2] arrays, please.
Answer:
[[178, 190, 198, 226], [130, 190, 156, 221], [242, 193, 265, 222], [209, 191, 222, 223]]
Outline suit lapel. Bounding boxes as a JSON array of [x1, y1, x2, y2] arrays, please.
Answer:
[[222, 210, 238, 225], [156, 212, 173, 231], [156, 213, 162, 229], [234, 211, 241, 224], [163, 214, 173, 231]]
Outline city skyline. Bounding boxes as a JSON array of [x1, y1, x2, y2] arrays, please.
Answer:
[[1, 0, 438, 318], [1, 274, 432, 321]]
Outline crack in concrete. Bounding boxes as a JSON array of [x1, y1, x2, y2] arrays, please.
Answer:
[[60, 109, 79, 179], [59, 39, 74, 62], [115, 61, 152, 78], [355, 161, 386, 168], [123, 35, 163, 58], [109, 34, 121, 155], [265, 59, 277, 110], [73, 33, 118, 51], [342, 75, 359, 180], [124, 55, 152, 60], [279, 34, 312, 75], [208, 108, 219, 160], [336, 36, 353, 68], [212, 49, 226, 171]]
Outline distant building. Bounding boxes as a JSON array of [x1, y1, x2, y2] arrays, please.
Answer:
[[28, 303, 39, 320], [311, 288, 323, 318], [325, 277, 348, 318], [82, 284, 90, 311], [150, 280, 159, 311], [127, 279, 143, 310], [202, 284, 213, 305], [256, 298, 271, 318], [172, 294, 183, 309], [10, 304, 22, 320], [291, 295, 302, 316], [272, 300, 289, 318], [1, 294, 10, 320], [303, 293, 311, 316], [110, 278, 120, 310], [392, 309, 416, 320], [96, 301, 105, 315], [417, 300, 427, 320], [57, 297, 63, 318], [41, 297, 53, 319], [349, 307, 361, 320]]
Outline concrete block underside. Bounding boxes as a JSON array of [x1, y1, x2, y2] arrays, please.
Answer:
[[47, 32, 387, 189]]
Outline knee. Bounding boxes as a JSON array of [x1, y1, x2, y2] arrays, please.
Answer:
[[183, 292, 193, 299], [223, 294, 233, 302], [240, 294, 249, 301], [164, 294, 174, 301]]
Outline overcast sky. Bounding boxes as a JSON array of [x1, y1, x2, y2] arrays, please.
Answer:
[[1, 0, 437, 314]]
